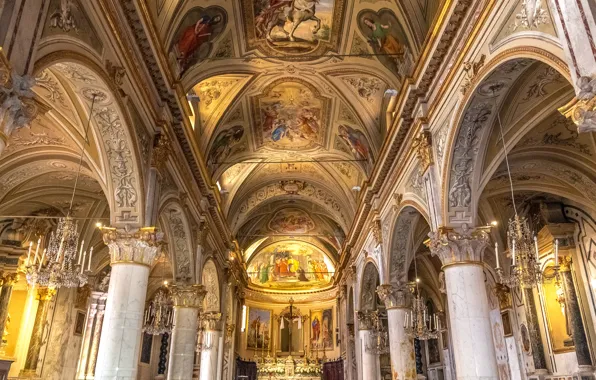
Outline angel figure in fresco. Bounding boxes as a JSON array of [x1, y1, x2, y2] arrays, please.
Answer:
[[293, 108, 319, 141], [312, 316, 321, 342], [262, 104, 281, 132], [174, 15, 223, 73], [207, 126, 244, 169], [338, 125, 371, 164], [363, 17, 406, 76], [271, 119, 290, 142]]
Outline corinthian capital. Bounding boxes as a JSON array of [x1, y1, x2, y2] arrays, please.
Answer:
[[0, 52, 37, 137], [429, 224, 490, 266], [201, 311, 223, 331], [100, 226, 162, 266], [170, 284, 206, 308], [376, 284, 410, 309], [560, 76, 596, 133]]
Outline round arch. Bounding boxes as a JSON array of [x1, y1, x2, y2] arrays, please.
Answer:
[[359, 260, 381, 311], [159, 199, 195, 282], [202, 258, 221, 313]]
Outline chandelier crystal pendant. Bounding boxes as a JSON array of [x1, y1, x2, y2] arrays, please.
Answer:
[[24, 94, 99, 289], [364, 310, 389, 355], [404, 259, 443, 341], [142, 285, 174, 335]]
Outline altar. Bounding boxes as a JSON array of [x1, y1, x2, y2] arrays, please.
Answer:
[[256, 355, 322, 380]]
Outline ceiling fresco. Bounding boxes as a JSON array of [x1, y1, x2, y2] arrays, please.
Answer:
[[143, 0, 441, 294]]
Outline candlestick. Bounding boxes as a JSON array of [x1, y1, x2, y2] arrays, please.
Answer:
[[39, 248, 47, 270], [87, 246, 94, 271], [495, 242, 500, 269], [26, 241, 32, 266], [555, 239, 559, 265], [78, 240, 85, 265]]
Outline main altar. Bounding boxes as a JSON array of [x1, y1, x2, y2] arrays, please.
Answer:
[[256, 355, 322, 380]]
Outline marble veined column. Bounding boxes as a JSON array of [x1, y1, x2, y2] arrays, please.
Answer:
[[87, 296, 107, 378], [94, 227, 160, 380], [167, 284, 206, 380], [559, 257, 593, 368], [199, 312, 222, 380], [377, 284, 416, 380], [20, 287, 56, 377], [430, 226, 498, 380], [357, 311, 380, 380], [76, 300, 98, 379]]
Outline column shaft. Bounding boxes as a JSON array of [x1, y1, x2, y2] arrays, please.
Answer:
[[167, 307, 200, 380], [386, 308, 416, 380], [94, 263, 150, 379], [76, 304, 97, 379], [560, 266, 593, 367], [199, 330, 221, 380], [359, 330, 379, 380], [21, 288, 55, 375], [0, 274, 17, 348], [523, 288, 548, 370], [444, 264, 498, 380], [86, 304, 106, 377]]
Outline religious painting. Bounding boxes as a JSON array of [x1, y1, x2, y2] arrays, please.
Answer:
[[337, 124, 372, 167], [501, 311, 512, 337], [247, 307, 271, 350], [357, 9, 414, 79], [268, 208, 315, 234], [207, 125, 245, 171], [246, 242, 334, 291], [241, 0, 346, 57], [74, 311, 86, 336], [310, 308, 333, 349], [520, 324, 531, 353], [168, 6, 227, 76], [253, 79, 328, 150]]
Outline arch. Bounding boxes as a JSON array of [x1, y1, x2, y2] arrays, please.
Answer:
[[34, 50, 146, 226], [360, 261, 380, 311], [159, 200, 195, 282], [202, 259, 221, 313], [442, 47, 572, 227]]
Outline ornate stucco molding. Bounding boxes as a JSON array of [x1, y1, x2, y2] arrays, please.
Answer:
[[560, 76, 596, 134], [100, 226, 162, 266], [201, 311, 223, 331], [170, 284, 206, 308], [412, 130, 434, 174]]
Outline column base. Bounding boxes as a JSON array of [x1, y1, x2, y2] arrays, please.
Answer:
[[575, 366, 595, 380], [528, 369, 548, 380], [19, 368, 41, 378]]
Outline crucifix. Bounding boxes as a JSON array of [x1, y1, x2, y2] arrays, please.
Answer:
[[279, 298, 303, 356]]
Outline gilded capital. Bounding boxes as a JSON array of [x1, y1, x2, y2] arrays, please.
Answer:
[[170, 284, 206, 308], [560, 76, 596, 134], [429, 224, 490, 266], [100, 226, 162, 266], [37, 287, 57, 301], [201, 311, 223, 331], [2, 273, 18, 286], [376, 284, 409, 309], [356, 310, 378, 330], [558, 256, 573, 272]]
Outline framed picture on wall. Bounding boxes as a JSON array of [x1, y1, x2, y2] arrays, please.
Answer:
[[74, 311, 86, 336], [310, 308, 333, 349], [501, 310, 513, 337], [246, 307, 271, 350]]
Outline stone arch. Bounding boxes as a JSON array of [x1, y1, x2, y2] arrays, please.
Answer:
[[34, 51, 145, 226], [386, 205, 430, 286], [360, 261, 380, 311], [442, 47, 571, 227], [202, 259, 221, 313], [159, 200, 194, 282]]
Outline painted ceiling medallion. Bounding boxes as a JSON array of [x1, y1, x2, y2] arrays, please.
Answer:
[[268, 208, 316, 234], [241, 0, 346, 59]]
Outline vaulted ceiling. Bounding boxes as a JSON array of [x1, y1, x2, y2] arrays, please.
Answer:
[[143, 0, 441, 291]]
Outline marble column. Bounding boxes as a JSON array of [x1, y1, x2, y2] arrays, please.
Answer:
[[86, 296, 107, 378], [357, 311, 380, 380], [199, 312, 222, 380], [0, 273, 17, 348], [94, 226, 161, 380], [20, 287, 56, 377], [377, 284, 416, 380], [167, 284, 206, 380], [559, 257, 593, 368], [76, 301, 98, 379], [523, 288, 548, 372], [429, 226, 499, 380]]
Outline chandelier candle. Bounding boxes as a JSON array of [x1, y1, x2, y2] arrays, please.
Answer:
[[33, 238, 41, 264], [26, 241, 32, 265], [495, 242, 500, 269], [512, 239, 516, 266], [87, 246, 93, 272], [39, 249, 46, 270], [555, 239, 559, 265], [78, 240, 84, 265], [79, 250, 87, 274]]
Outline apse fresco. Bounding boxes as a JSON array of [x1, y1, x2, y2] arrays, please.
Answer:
[[247, 242, 335, 290], [253, 80, 327, 150], [268, 208, 315, 234], [168, 6, 227, 76], [357, 9, 414, 79], [242, 0, 346, 56]]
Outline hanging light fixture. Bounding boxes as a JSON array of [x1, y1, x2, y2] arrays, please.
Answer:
[[364, 310, 389, 355], [143, 254, 174, 335], [25, 94, 99, 288], [405, 259, 442, 341], [491, 88, 542, 289]]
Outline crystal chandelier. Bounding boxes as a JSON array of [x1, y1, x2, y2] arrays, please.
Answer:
[[490, 88, 541, 289], [405, 259, 443, 340], [24, 94, 99, 289], [143, 285, 174, 335], [364, 310, 389, 355]]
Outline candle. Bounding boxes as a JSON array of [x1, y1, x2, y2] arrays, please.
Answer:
[[555, 239, 559, 265], [39, 248, 47, 270], [534, 236, 539, 260], [33, 238, 41, 264], [80, 250, 87, 274], [495, 242, 500, 269], [27, 241, 32, 266], [512, 239, 516, 266], [78, 240, 85, 265], [403, 312, 408, 328], [87, 246, 94, 271]]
